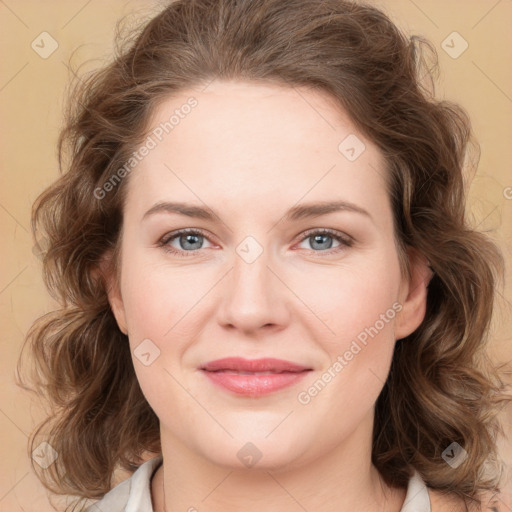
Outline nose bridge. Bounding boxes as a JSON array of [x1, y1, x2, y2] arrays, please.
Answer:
[[218, 234, 285, 332]]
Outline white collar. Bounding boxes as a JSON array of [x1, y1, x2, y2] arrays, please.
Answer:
[[90, 456, 431, 512]]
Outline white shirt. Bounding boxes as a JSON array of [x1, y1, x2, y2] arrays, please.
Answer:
[[85, 455, 432, 512]]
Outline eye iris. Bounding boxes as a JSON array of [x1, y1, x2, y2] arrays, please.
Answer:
[[311, 233, 333, 250], [180, 233, 202, 250]]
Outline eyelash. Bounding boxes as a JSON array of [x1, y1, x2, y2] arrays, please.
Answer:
[[157, 228, 354, 258]]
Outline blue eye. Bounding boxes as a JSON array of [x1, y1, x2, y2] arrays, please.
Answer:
[[158, 228, 212, 258], [158, 228, 353, 258], [298, 229, 353, 253]]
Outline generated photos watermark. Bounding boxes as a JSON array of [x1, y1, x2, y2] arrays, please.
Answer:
[[93, 97, 198, 200], [297, 301, 403, 405]]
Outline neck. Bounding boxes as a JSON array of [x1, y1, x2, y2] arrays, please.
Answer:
[[151, 414, 406, 512]]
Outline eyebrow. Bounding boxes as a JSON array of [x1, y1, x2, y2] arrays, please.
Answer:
[[142, 200, 373, 223]]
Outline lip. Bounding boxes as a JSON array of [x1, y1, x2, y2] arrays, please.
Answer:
[[200, 357, 312, 397], [201, 357, 311, 373]]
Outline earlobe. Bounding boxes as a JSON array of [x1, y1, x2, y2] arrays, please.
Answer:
[[96, 250, 128, 335], [395, 247, 433, 340]]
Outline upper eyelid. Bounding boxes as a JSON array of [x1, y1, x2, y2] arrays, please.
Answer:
[[161, 227, 215, 244], [299, 227, 353, 242]]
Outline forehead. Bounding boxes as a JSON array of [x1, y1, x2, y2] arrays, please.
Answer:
[[124, 80, 389, 221]]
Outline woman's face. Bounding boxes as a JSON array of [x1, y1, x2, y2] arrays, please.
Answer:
[[106, 80, 428, 470]]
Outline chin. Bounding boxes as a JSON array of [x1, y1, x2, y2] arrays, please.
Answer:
[[195, 433, 307, 472]]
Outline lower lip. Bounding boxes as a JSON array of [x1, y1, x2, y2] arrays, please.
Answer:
[[201, 370, 310, 396]]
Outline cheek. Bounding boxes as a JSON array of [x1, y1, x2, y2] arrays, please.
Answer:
[[295, 251, 402, 404], [120, 251, 210, 340], [296, 255, 401, 345], [119, 259, 201, 417]]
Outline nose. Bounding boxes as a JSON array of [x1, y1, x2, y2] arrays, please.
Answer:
[[216, 241, 290, 335]]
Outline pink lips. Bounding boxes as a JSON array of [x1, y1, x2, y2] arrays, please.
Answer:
[[200, 357, 312, 397]]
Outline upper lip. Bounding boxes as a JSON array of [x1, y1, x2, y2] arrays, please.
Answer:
[[201, 357, 311, 373]]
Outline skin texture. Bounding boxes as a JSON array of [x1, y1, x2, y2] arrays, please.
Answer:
[[105, 80, 431, 512]]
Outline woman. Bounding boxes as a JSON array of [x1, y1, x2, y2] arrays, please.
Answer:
[[19, 0, 511, 511]]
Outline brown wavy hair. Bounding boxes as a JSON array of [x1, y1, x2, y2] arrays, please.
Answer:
[[17, 0, 511, 510]]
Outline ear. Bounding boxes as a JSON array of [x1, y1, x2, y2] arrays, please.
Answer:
[[95, 249, 128, 335], [395, 246, 433, 340]]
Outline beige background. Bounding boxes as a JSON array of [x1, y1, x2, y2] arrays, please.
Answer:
[[1, 0, 511, 510]]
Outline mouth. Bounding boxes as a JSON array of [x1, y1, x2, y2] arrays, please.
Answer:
[[200, 357, 312, 396]]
